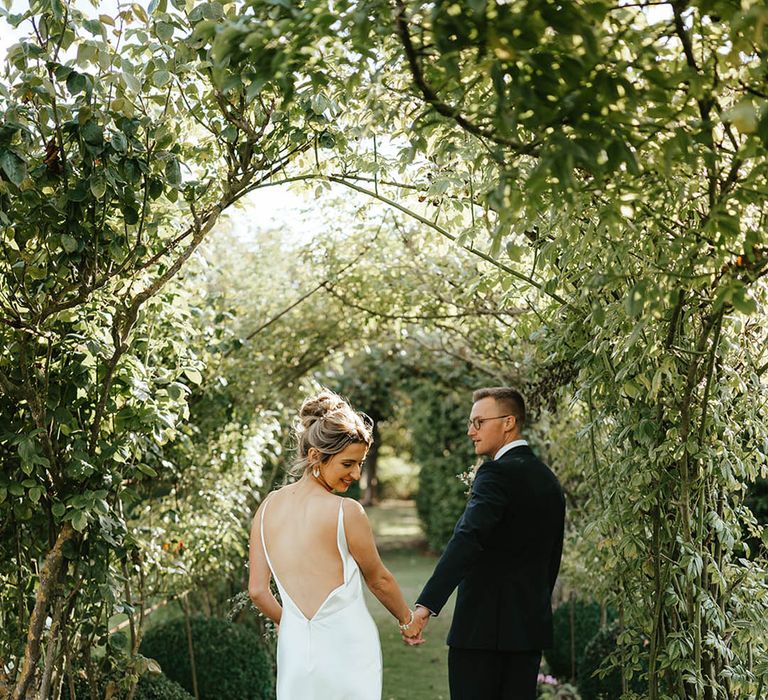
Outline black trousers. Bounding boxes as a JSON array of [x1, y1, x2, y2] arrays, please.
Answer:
[[448, 647, 541, 700]]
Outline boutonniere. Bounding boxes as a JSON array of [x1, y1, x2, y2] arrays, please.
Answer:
[[457, 460, 482, 496]]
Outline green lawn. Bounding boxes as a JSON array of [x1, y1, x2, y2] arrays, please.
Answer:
[[365, 502, 455, 700]]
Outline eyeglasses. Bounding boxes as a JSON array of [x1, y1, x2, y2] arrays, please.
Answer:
[[466, 415, 512, 431]]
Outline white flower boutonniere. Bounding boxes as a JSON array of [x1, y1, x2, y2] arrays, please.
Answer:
[[457, 460, 482, 496]]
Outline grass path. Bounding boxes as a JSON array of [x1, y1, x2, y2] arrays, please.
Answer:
[[364, 501, 454, 700]]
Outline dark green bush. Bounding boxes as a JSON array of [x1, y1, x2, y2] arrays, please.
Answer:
[[545, 599, 616, 681], [746, 477, 768, 524], [745, 477, 768, 558], [577, 623, 647, 700], [135, 673, 195, 700], [139, 616, 273, 700], [61, 669, 191, 700], [412, 396, 477, 551], [409, 377, 478, 551]]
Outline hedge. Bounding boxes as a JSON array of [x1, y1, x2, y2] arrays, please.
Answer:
[[139, 616, 273, 700], [545, 599, 616, 681]]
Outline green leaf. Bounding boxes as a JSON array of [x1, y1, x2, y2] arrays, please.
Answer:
[[133, 3, 149, 23], [122, 71, 142, 93], [18, 437, 36, 463], [52, 502, 66, 517], [167, 382, 186, 400], [622, 380, 640, 398], [68, 181, 90, 202], [183, 368, 202, 384], [591, 302, 605, 326], [246, 77, 267, 100], [136, 463, 158, 477], [61, 234, 78, 253], [155, 21, 174, 40], [121, 204, 140, 225], [71, 510, 88, 532], [505, 242, 525, 262], [0, 487, 6, 504], [148, 177, 164, 199], [201, 1, 224, 19], [318, 131, 335, 149], [165, 157, 181, 186], [90, 175, 107, 199], [111, 131, 128, 152], [625, 283, 645, 318], [0, 150, 27, 186], [67, 71, 87, 94], [81, 120, 103, 146], [77, 43, 97, 64], [153, 70, 171, 87]]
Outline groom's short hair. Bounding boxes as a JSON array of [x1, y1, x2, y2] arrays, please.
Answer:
[[472, 387, 526, 427]]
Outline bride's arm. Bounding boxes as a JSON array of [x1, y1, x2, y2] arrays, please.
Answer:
[[248, 504, 282, 625], [343, 499, 412, 627]]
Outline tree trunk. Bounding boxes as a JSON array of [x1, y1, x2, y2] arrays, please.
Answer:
[[37, 596, 65, 700], [181, 595, 200, 700], [361, 421, 381, 506], [12, 523, 75, 700]]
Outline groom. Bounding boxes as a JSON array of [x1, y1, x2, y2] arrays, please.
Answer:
[[410, 387, 565, 700]]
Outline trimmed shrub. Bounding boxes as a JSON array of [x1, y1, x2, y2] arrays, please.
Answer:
[[577, 623, 647, 700], [545, 599, 615, 681], [136, 673, 195, 700], [61, 669, 191, 700], [139, 616, 273, 700], [410, 382, 477, 551]]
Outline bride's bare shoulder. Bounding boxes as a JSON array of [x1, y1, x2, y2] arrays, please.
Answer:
[[341, 497, 369, 528]]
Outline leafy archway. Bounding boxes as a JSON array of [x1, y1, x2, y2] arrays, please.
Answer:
[[1, 1, 768, 698]]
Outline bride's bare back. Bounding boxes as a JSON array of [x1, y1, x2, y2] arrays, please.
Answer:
[[261, 484, 344, 620]]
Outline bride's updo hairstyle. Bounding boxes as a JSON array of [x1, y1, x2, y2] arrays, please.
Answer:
[[290, 389, 373, 477]]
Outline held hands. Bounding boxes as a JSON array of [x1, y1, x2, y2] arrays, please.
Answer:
[[399, 606, 430, 646]]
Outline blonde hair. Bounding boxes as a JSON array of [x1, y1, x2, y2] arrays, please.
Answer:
[[289, 389, 373, 477]]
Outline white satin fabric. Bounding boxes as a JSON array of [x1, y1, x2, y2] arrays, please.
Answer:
[[261, 498, 382, 699]]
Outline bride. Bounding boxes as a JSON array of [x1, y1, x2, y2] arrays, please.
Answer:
[[248, 389, 421, 699]]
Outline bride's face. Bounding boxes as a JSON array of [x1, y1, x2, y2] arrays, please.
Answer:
[[320, 442, 368, 492]]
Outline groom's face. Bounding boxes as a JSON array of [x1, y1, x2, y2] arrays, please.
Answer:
[[467, 397, 512, 458]]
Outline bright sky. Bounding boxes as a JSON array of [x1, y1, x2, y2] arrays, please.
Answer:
[[226, 182, 374, 250]]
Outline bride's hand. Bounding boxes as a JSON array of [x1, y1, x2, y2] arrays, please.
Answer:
[[402, 633, 424, 646], [400, 608, 428, 645]]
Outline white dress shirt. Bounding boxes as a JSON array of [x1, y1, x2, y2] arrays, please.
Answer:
[[494, 439, 528, 460]]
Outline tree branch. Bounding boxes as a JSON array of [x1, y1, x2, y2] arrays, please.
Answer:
[[11, 523, 75, 700], [325, 175, 570, 307], [393, 0, 539, 156]]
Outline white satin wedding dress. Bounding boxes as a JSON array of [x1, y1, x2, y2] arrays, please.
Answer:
[[261, 498, 382, 699]]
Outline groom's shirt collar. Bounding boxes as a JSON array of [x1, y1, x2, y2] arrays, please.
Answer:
[[494, 439, 528, 461]]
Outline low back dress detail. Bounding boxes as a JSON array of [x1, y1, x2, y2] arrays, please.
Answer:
[[261, 498, 382, 700]]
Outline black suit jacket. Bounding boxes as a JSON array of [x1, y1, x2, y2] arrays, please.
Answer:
[[417, 445, 565, 651]]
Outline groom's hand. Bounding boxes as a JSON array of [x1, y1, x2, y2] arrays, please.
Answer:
[[401, 605, 430, 645]]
